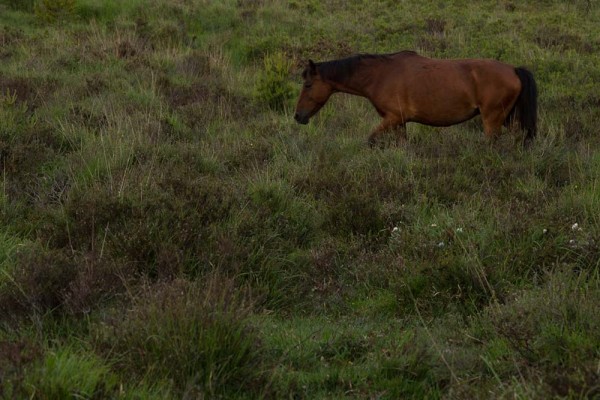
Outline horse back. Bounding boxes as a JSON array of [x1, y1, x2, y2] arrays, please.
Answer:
[[393, 54, 521, 100], [368, 54, 521, 126]]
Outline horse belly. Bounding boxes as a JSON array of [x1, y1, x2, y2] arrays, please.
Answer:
[[410, 95, 478, 127], [399, 66, 479, 126]]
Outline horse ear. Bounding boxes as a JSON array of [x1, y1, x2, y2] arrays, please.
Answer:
[[308, 59, 317, 75]]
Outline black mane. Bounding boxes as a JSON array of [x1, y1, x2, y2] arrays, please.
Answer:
[[316, 51, 417, 84]]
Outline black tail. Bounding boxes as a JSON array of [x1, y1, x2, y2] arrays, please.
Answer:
[[507, 67, 538, 147]]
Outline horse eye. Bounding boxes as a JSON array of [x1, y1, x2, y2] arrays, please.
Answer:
[[304, 83, 312, 89]]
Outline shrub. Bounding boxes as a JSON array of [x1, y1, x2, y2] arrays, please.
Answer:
[[255, 52, 295, 111]]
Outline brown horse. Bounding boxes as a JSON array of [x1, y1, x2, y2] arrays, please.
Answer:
[[294, 51, 537, 147]]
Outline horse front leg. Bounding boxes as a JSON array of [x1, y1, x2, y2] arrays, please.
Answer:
[[368, 119, 404, 148], [394, 124, 407, 146]]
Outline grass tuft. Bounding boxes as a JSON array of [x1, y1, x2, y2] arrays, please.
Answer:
[[96, 276, 269, 398]]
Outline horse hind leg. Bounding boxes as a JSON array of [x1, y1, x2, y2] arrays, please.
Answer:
[[482, 118, 502, 143], [481, 107, 511, 143]]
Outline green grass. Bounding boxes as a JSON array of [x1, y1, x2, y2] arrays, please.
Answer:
[[26, 347, 117, 399], [0, 0, 599, 398]]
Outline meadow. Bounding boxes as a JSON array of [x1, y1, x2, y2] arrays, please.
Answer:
[[0, 0, 599, 398]]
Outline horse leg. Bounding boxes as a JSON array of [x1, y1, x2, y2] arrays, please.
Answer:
[[481, 108, 508, 143], [368, 119, 403, 147], [394, 124, 408, 145]]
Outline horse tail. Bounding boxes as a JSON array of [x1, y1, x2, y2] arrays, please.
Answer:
[[507, 67, 538, 146]]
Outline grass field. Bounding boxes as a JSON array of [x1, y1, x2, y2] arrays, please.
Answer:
[[0, 0, 599, 398]]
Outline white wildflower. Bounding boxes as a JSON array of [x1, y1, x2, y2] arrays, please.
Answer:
[[543, 229, 548, 234], [437, 241, 445, 248], [456, 227, 463, 233], [571, 223, 581, 231]]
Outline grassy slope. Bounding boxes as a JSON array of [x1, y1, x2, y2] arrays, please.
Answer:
[[0, 0, 599, 398]]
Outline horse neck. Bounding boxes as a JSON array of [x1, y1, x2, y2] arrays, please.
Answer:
[[329, 80, 367, 97], [320, 61, 375, 98]]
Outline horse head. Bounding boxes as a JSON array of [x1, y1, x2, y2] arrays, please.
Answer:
[[294, 60, 334, 124]]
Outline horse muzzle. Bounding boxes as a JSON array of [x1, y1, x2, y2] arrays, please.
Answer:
[[294, 113, 309, 125]]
